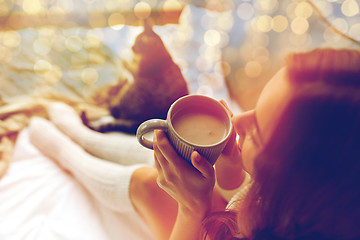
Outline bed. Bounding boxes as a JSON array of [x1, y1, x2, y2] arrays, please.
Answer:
[[0, 1, 359, 239]]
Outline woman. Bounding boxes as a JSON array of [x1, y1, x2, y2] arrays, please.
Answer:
[[29, 48, 360, 239], [144, 48, 360, 239]]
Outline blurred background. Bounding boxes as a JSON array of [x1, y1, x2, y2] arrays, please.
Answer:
[[0, 0, 359, 111], [0, 2, 359, 238]]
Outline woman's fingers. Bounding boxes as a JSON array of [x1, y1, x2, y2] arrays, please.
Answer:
[[154, 130, 185, 168], [153, 131, 171, 189], [153, 130, 215, 211], [153, 130, 185, 183], [153, 131, 165, 168], [191, 151, 214, 180], [219, 100, 233, 117], [154, 130, 215, 191], [153, 145, 162, 171], [155, 130, 213, 175]]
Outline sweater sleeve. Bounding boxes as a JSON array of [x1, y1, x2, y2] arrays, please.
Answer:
[[215, 171, 252, 202]]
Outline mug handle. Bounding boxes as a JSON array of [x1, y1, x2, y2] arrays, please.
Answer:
[[136, 119, 168, 149]]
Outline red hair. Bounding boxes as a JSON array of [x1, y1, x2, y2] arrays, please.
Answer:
[[202, 48, 360, 240]]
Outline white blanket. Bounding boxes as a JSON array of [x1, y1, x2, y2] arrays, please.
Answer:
[[0, 128, 153, 240]]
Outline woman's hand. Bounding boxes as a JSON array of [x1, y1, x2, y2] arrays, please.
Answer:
[[218, 99, 242, 166], [215, 100, 246, 190], [153, 130, 215, 217]]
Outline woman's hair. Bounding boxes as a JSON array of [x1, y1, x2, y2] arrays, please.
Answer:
[[202, 48, 360, 240]]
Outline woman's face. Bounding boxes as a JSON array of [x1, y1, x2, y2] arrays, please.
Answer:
[[232, 67, 294, 174]]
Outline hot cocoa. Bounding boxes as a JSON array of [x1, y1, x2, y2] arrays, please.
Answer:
[[172, 109, 228, 145]]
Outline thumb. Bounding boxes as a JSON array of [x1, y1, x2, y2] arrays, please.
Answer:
[[191, 151, 214, 179]]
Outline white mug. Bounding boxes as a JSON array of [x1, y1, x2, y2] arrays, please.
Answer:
[[136, 95, 232, 165]]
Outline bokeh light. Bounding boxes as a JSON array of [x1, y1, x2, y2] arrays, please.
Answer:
[[255, 15, 272, 33], [84, 35, 102, 49], [162, 0, 183, 11], [244, 60, 262, 78], [341, 0, 359, 17], [34, 59, 52, 76], [108, 13, 125, 30], [65, 35, 83, 52], [0, 0, 359, 108], [291, 17, 309, 35], [255, 0, 278, 13], [204, 29, 221, 47], [271, 15, 288, 32], [349, 23, 360, 40], [214, 60, 231, 77], [81, 68, 99, 85], [237, 3, 255, 20], [294, 2, 313, 19], [22, 0, 42, 14], [134, 2, 151, 19], [332, 18, 349, 34]]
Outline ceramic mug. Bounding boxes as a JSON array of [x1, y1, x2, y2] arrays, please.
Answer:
[[136, 95, 232, 165]]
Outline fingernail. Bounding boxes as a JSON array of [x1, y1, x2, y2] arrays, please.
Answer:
[[193, 152, 201, 162]]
